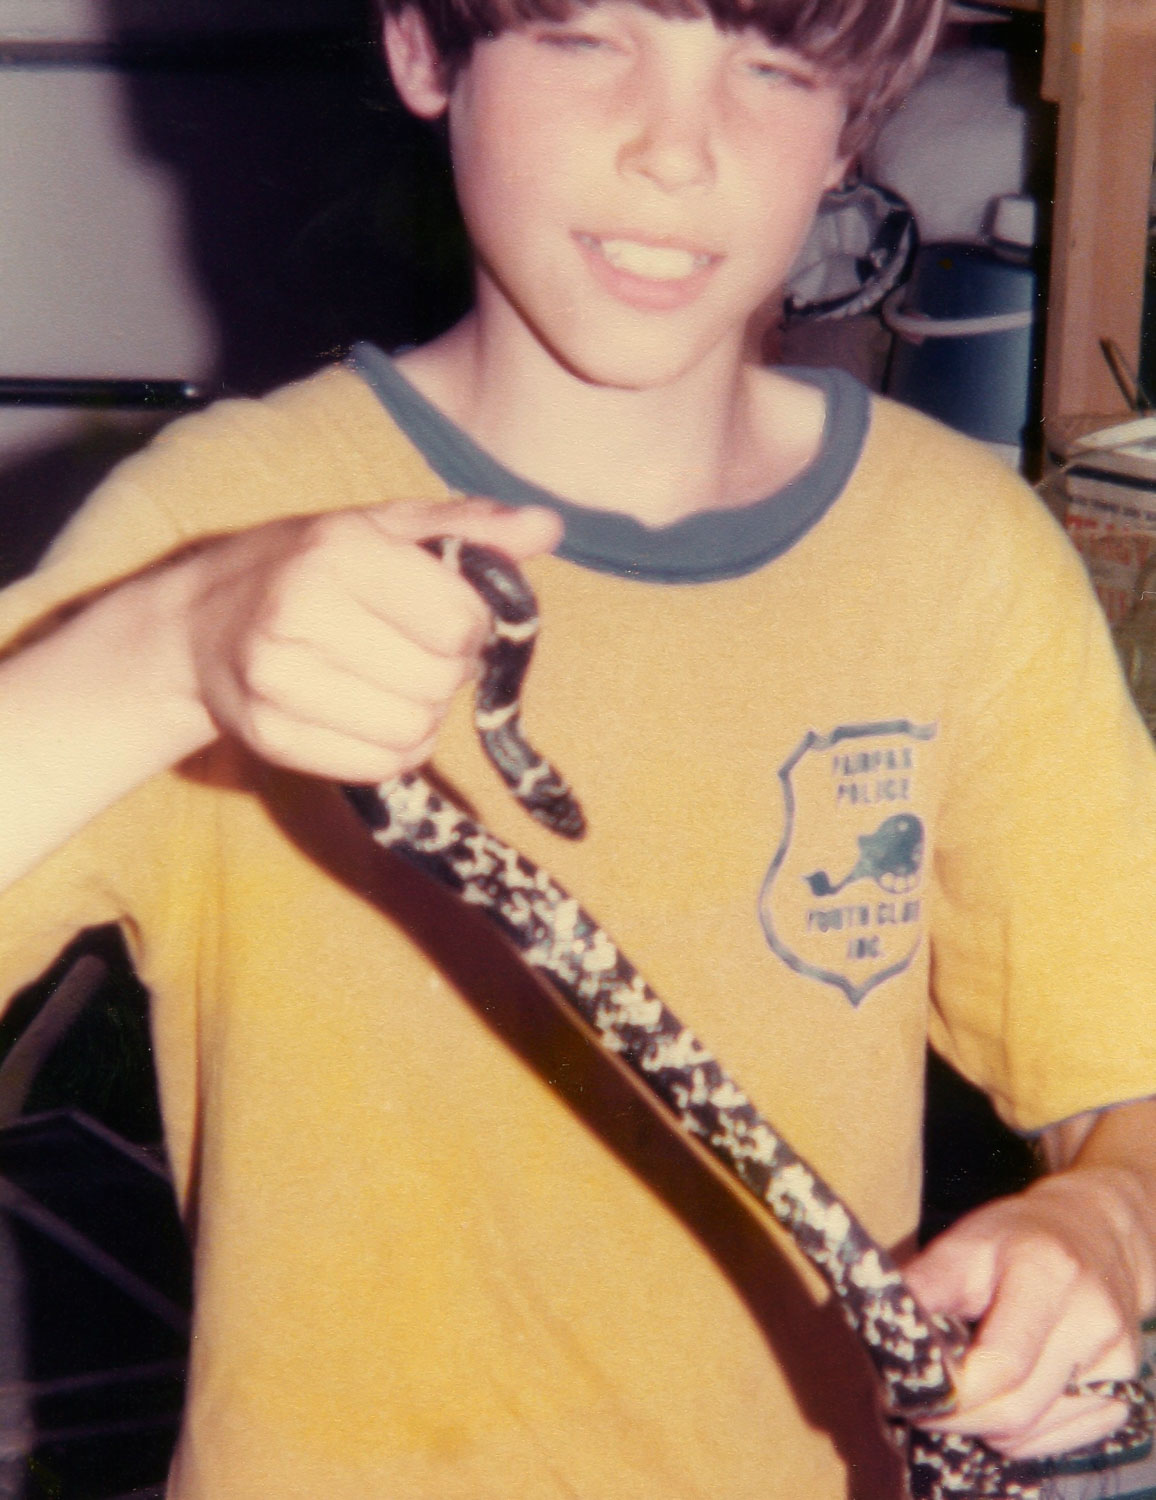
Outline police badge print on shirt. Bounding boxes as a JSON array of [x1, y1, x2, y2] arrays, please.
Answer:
[[760, 721, 938, 1006]]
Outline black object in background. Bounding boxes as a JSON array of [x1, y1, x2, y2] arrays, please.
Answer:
[[921, 1048, 1040, 1244]]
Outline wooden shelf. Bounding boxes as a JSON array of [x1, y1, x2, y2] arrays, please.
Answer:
[[1001, 0, 1156, 421]]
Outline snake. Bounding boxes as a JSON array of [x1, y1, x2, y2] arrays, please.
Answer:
[[343, 539, 1154, 1500]]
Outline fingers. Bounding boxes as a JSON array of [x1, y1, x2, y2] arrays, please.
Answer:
[[184, 497, 561, 783], [278, 498, 563, 659], [905, 1215, 1001, 1324], [230, 689, 444, 785], [375, 496, 565, 562], [942, 1295, 1134, 1456], [277, 530, 492, 663], [244, 635, 451, 751], [989, 1388, 1131, 1461], [905, 1197, 1141, 1460]]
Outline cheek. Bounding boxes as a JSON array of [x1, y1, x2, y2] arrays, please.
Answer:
[[736, 124, 845, 237], [452, 96, 570, 225], [753, 94, 847, 185], [735, 166, 824, 244], [450, 133, 519, 236]]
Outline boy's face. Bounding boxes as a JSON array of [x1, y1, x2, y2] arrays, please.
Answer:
[[387, 2, 849, 390]]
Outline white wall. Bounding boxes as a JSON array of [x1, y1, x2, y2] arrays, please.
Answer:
[[0, 0, 452, 576], [0, 0, 339, 43], [0, 0, 369, 564]]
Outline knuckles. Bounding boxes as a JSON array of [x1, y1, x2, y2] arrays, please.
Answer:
[[1003, 1228, 1085, 1291], [387, 700, 443, 754], [189, 508, 491, 778], [235, 628, 288, 695]]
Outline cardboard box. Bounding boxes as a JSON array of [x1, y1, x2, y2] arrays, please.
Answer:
[[1049, 414, 1156, 624]]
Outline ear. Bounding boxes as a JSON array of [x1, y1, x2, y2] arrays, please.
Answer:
[[383, 8, 451, 119]]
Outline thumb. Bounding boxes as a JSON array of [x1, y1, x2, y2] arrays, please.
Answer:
[[374, 498, 564, 562], [905, 1220, 1001, 1324]]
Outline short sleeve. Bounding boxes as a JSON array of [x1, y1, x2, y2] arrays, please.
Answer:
[[928, 483, 1156, 1131], [0, 769, 196, 1012], [0, 361, 410, 1011]]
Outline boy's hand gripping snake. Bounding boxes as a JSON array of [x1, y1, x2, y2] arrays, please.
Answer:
[[344, 540, 1154, 1500]]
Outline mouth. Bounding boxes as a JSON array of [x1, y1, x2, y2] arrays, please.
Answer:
[[576, 233, 717, 283]]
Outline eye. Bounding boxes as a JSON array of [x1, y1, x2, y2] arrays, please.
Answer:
[[741, 48, 819, 89], [534, 25, 616, 51], [748, 61, 811, 88]]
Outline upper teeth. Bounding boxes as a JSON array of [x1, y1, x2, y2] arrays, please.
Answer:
[[593, 238, 709, 280]]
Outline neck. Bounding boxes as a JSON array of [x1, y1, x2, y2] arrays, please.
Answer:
[[396, 311, 826, 529]]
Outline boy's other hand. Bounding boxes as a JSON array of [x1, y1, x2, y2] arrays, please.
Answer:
[[180, 499, 562, 784], [904, 1162, 1153, 1460]]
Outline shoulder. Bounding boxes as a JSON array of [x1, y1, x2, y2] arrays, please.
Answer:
[[134, 360, 443, 535], [0, 359, 450, 656], [52, 359, 450, 564], [758, 362, 1050, 548], [803, 392, 1113, 711], [849, 393, 1081, 585], [858, 393, 1042, 524]]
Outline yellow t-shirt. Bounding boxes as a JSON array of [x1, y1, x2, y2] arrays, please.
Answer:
[[1, 356, 1155, 1500]]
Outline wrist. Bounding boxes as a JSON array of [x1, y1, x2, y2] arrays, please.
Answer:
[[0, 553, 221, 892], [82, 552, 219, 765], [1028, 1164, 1156, 1321]]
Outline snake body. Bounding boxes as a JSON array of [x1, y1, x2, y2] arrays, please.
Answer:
[[344, 541, 1153, 1500]]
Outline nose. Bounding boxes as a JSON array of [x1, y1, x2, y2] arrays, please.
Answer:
[[617, 58, 716, 193]]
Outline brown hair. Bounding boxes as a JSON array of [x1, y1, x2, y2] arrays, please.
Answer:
[[376, 0, 945, 150]]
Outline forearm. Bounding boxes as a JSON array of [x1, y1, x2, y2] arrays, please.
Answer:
[[0, 558, 217, 892], [0, 498, 563, 896], [1036, 1097, 1156, 1321]]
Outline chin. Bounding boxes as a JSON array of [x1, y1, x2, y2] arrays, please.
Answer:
[[542, 322, 734, 393]]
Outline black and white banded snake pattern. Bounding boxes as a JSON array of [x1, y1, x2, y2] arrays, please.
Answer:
[[344, 540, 1154, 1500]]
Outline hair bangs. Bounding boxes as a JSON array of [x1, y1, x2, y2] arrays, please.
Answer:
[[379, 0, 945, 147], [689, 0, 943, 141]]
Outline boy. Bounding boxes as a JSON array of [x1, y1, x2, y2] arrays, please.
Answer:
[[0, 0, 1155, 1494]]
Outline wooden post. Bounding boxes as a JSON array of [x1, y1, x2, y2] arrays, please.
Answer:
[[1041, 0, 1156, 421]]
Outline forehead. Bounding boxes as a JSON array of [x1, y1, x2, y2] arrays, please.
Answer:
[[403, 0, 942, 147], [488, 0, 888, 63], [512, 0, 817, 54]]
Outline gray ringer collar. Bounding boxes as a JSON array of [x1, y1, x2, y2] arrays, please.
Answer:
[[349, 340, 869, 584]]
